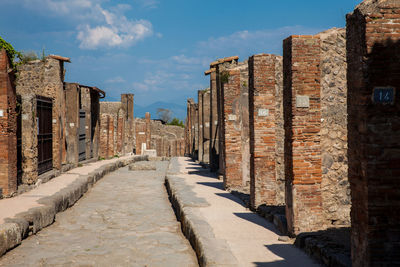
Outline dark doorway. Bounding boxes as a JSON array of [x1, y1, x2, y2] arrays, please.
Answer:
[[37, 96, 53, 175], [78, 110, 86, 162]]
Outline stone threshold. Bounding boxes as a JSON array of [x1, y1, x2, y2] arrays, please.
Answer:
[[0, 155, 148, 257]]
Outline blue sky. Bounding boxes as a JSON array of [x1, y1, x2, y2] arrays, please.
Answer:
[[0, 0, 361, 108]]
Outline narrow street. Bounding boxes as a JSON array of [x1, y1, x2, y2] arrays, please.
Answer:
[[0, 161, 197, 267]]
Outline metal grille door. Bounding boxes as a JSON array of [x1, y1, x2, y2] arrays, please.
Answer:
[[78, 110, 86, 162], [37, 96, 53, 175]]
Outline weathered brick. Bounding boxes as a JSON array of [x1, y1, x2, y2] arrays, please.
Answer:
[[347, 1, 400, 266], [0, 49, 17, 196], [249, 54, 284, 208]]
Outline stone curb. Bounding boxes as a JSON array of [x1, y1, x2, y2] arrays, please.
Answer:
[[165, 174, 239, 267], [0, 155, 148, 257]]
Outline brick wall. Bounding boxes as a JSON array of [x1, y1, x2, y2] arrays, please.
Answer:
[[214, 57, 239, 177], [347, 1, 400, 265], [206, 69, 219, 171], [283, 29, 350, 235], [283, 35, 324, 235], [198, 90, 204, 162], [0, 49, 17, 197], [221, 62, 250, 191], [249, 54, 284, 209], [202, 89, 211, 163]]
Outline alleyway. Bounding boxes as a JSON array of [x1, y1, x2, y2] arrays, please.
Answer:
[[0, 161, 197, 267], [167, 158, 320, 266]]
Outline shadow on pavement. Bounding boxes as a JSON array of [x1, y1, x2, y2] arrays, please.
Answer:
[[215, 193, 247, 207], [253, 244, 315, 267], [233, 212, 282, 235], [196, 182, 224, 190]]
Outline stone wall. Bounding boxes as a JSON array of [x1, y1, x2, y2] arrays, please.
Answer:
[[149, 118, 185, 157], [135, 119, 146, 155], [318, 28, 350, 226], [121, 94, 134, 154], [16, 55, 69, 184], [99, 95, 133, 158], [64, 83, 80, 165], [0, 49, 17, 197], [346, 1, 400, 265], [249, 54, 284, 209]]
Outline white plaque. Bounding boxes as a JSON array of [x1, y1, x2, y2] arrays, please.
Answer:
[[139, 132, 145, 135], [85, 126, 89, 129], [214, 120, 218, 125], [296, 95, 310, 108], [103, 130, 107, 133], [52, 119, 57, 124], [228, 115, 237, 121], [205, 122, 210, 128], [200, 125, 203, 128], [0, 110, 3, 117], [258, 109, 269, 117], [69, 123, 75, 127]]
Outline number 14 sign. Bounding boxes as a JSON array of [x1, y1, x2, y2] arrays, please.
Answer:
[[373, 87, 395, 105]]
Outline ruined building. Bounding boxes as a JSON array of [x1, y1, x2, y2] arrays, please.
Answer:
[[99, 94, 134, 159]]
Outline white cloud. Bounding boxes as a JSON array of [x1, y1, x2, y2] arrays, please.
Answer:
[[12, 0, 154, 50], [197, 26, 324, 57], [105, 76, 126, 83], [133, 71, 174, 92], [133, 0, 159, 9]]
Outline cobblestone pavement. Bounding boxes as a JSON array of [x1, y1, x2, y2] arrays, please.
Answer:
[[0, 161, 198, 267]]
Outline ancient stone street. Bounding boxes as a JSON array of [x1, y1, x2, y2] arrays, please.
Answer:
[[0, 161, 197, 267]]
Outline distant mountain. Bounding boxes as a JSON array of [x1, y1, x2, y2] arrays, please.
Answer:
[[135, 101, 186, 121]]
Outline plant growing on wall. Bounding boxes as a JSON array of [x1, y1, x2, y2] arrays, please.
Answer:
[[167, 118, 185, 128], [0, 36, 22, 68]]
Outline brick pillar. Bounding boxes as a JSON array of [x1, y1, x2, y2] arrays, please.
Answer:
[[0, 49, 17, 197], [99, 114, 109, 159], [205, 69, 219, 171], [249, 54, 284, 209], [135, 120, 146, 155], [107, 115, 115, 158], [117, 115, 125, 154], [221, 62, 250, 191], [202, 89, 211, 164], [213, 56, 239, 177], [121, 94, 134, 154], [347, 1, 400, 266], [145, 112, 151, 149], [283, 35, 323, 235], [198, 90, 204, 163], [65, 83, 79, 166]]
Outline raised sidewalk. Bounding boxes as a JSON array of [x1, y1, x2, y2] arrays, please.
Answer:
[[0, 155, 147, 256], [166, 157, 320, 266]]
